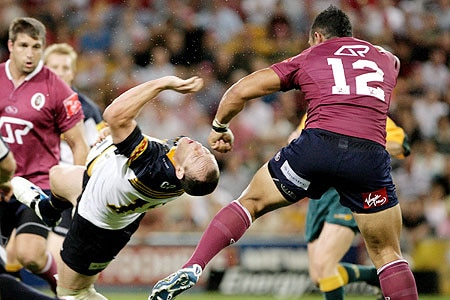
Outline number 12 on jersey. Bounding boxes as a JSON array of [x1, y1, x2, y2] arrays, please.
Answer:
[[328, 57, 386, 102]]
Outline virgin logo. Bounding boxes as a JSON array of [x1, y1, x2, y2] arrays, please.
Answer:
[[362, 187, 389, 209]]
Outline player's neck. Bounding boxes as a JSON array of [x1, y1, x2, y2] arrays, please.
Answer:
[[8, 63, 28, 87]]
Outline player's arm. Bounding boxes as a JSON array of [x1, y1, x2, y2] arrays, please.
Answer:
[[0, 137, 16, 201], [63, 120, 90, 165], [103, 76, 203, 144], [209, 68, 281, 152]]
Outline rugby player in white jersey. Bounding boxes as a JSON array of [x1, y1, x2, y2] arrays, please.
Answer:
[[12, 75, 220, 299]]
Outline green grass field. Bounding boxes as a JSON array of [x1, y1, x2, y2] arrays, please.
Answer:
[[100, 291, 448, 300]]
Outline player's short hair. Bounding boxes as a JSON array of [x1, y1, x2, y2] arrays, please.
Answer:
[[311, 5, 352, 39], [180, 158, 220, 196], [9, 17, 46, 44], [44, 43, 78, 71]]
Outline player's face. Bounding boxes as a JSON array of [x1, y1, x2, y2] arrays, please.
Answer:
[[174, 137, 214, 168], [8, 33, 44, 75], [45, 53, 74, 85]]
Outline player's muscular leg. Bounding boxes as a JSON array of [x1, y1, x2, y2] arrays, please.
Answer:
[[14, 234, 48, 272], [237, 164, 292, 221], [308, 223, 355, 284], [57, 262, 98, 293], [353, 204, 403, 269], [50, 165, 85, 206]]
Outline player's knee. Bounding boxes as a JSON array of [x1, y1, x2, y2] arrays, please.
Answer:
[[50, 165, 63, 190], [15, 251, 46, 273], [309, 259, 329, 282]]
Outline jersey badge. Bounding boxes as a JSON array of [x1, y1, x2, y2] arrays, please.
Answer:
[[30, 93, 45, 111], [63, 93, 82, 118]]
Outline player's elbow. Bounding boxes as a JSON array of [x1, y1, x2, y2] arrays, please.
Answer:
[[103, 105, 124, 126]]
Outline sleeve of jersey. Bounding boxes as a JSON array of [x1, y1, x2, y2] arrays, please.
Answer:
[[386, 117, 410, 159], [114, 126, 146, 157], [270, 52, 305, 91], [53, 76, 84, 133]]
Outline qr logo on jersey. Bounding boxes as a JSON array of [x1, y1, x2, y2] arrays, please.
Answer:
[[334, 45, 370, 57], [0, 116, 33, 144]]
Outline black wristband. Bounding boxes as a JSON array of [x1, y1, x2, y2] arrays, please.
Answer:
[[212, 125, 229, 133]]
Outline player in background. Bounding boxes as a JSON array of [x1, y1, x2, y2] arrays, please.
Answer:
[[289, 115, 410, 300], [12, 75, 220, 299], [149, 6, 418, 300], [0, 17, 89, 293], [43, 42, 105, 166]]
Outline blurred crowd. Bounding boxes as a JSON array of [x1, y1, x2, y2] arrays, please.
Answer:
[[0, 0, 449, 254]]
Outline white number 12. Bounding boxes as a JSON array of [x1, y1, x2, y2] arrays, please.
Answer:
[[327, 58, 385, 101]]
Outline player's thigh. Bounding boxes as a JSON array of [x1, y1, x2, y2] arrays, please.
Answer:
[[47, 232, 64, 264], [237, 163, 293, 220], [14, 233, 48, 267], [50, 165, 84, 205], [353, 204, 403, 269]]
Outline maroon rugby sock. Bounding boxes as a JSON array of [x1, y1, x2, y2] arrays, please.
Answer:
[[37, 252, 57, 294], [183, 201, 251, 269], [378, 260, 418, 300]]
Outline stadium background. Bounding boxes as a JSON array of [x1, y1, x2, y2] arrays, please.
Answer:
[[1, 0, 449, 297]]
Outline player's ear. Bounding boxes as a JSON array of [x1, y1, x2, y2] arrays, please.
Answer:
[[7, 40, 13, 52], [314, 31, 326, 43], [175, 165, 185, 180]]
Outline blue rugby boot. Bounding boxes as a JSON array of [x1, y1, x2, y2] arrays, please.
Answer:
[[149, 264, 202, 300]]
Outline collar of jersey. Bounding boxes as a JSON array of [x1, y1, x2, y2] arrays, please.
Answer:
[[166, 146, 177, 167]]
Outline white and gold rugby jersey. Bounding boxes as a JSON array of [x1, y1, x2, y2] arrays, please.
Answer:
[[77, 127, 184, 230]]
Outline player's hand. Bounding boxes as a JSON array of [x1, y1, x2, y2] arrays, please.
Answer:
[[166, 76, 204, 94], [0, 182, 13, 202], [208, 129, 234, 153]]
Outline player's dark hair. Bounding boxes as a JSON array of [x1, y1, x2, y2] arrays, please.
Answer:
[[180, 167, 219, 196], [9, 17, 46, 44], [311, 5, 352, 39]]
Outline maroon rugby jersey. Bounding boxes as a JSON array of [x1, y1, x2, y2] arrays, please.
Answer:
[[0, 60, 84, 189], [271, 37, 399, 146]]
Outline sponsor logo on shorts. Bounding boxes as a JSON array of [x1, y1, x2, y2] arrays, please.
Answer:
[[274, 151, 281, 161], [362, 187, 388, 209], [280, 161, 310, 190], [89, 261, 111, 270], [280, 183, 297, 200], [333, 213, 353, 221]]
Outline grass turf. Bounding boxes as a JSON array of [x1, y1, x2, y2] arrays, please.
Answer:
[[102, 291, 447, 300]]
